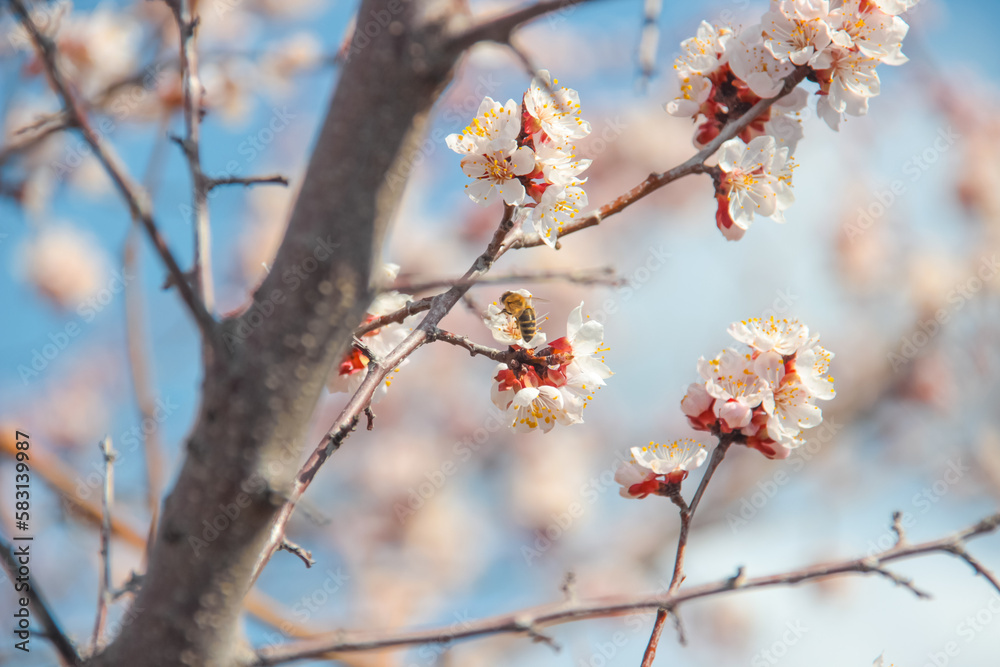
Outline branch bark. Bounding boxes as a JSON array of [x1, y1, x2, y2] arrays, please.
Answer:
[[253, 513, 1000, 665], [90, 0, 469, 664]]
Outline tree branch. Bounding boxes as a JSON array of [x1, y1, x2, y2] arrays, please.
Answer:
[[208, 174, 290, 190], [91, 437, 117, 652], [0, 534, 81, 666], [8, 0, 217, 343], [447, 0, 597, 53], [123, 234, 167, 554], [390, 266, 621, 294], [252, 513, 1000, 665], [167, 0, 214, 313], [92, 0, 470, 663], [642, 435, 734, 666]]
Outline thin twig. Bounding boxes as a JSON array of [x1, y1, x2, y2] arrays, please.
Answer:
[[167, 0, 214, 313], [0, 112, 68, 167], [0, 439, 309, 636], [642, 436, 734, 665], [640, 608, 670, 667], [0, 534, 81, 665], [391, 267, 622, 294], [249, 207, 520, 587], [636, 0, 662, 92], [354, 297, 433, 336], [91, 436, 117, 651], [123, 234, 166, 557], [253, 513, 1000, 665], [8, 0, 217, 342], [208, 174, 290, 190], [447, 0, 597, 52], [945, 545, 1000, 595], [279, 539, 315, 568]]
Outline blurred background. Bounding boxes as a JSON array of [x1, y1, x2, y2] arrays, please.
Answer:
[[2, 0, 1000, 665]]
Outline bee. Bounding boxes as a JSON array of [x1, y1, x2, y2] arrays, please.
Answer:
[[500, 290, 540, 342]]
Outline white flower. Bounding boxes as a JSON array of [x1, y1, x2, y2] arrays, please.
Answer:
[[814, 46, 881, 111], [728, 317, 810, 355], [533, 139, 592, 186], [446, 97, 521, 155], [665, 74, 713, 117], [828, 0, 910, 65], [491, 367, 579, 433], [615, 462, 658, 499], [529, 184, 588, 248], [681, 381, 713, 418], [727, 26, 794, 98], [795, 341, 836, 400], [762, 3, 833, 66], [764, 87, 808, 154], [870, 0, 918, 15], [699, 349, 767, 428], [673, 21, 734, 77], [630, 439, 708, 476], [524, 70, 591, 140], [716, 135, 781, 230], [770, 146, 796, 222], [756, 351, 823, 438], [459, 145, 535, 206], [560, 303, 611, 387], [555, 303, 612, 413]]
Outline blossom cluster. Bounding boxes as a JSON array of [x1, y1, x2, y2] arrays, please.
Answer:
[[682, 317, 835, 459], [486, 296, 612, 432], [326, 264, 413, 402], [615, 439, 708, 499], [666, 0, 918, 240], [446, 71, 592, 249]]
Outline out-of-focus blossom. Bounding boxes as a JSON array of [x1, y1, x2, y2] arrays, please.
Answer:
[[19, 224, 110, 309], [327, 264, 413, 402]]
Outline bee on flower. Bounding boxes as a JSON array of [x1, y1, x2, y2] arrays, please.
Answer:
[[488, 302, 611, 433]]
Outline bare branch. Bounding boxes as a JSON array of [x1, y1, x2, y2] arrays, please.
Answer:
[[91, 437, 117, 651], [208, 174, 290, 190], [0, 112, 68, 167], [250, 206, 521, 588], [428, 328, 511, 362], [7, 0, 217, 342], [354, 296, 433, 336], [167, 0, 214, 313], [635, 0, 662, 92], [945, 544, 1000, 595], [0, 534, 81, 665], [391, 266, 622, 294], [448, 0, 597, 52], [123, 235, 166, 553], [644, 435, 734, 665], [253, 513, 1000, 665], [279, 539, 315, 569]]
